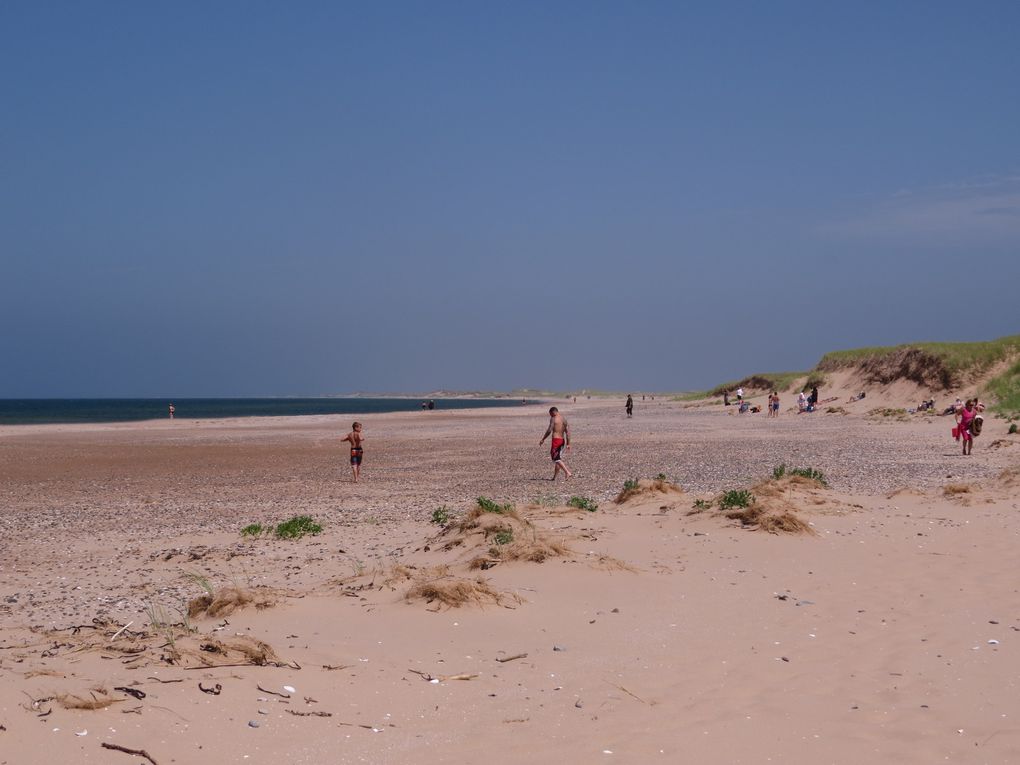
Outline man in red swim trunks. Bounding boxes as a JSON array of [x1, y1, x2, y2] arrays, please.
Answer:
[[539, 406, 572, 480]]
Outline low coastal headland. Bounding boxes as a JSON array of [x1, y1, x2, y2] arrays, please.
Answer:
[[2, 335, 1019, 764]]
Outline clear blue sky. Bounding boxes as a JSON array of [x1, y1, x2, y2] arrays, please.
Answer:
[[3, 2, 1018, 396]]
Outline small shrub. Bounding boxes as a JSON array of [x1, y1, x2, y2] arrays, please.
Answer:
[[274, 515, 323, 539], [1009, 423, 1018, 434], [693, 498, 712, 510], [719, 489, 754, 510], [431, 506, 451, 525], [655, 473, 667, 481], [790, 467, 828, 486], [240, 523, 264, 538], [493, 529, 514, 546], [568, 496, 599, 512], [622, 479, 639, 493], [772, 464, 787, 480], [477, 496, 514, 514]]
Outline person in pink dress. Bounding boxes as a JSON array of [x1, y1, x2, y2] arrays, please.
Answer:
[[955, 399, 976, 456]]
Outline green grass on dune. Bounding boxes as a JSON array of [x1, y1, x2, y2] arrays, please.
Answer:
[[985, 359, 1020, 415], [692, 335, 1020, 412], [817, 335, 1020, 375]]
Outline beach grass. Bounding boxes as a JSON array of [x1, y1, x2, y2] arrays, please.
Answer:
[[817, 335, 1020, 375]]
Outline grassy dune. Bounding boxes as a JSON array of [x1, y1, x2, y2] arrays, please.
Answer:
[[685, 335, 1020, 413]]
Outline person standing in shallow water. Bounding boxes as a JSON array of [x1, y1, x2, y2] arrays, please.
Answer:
[[168, 402, 175, 419], [625, 394, 633, 418], [539, 406, 572, 479]]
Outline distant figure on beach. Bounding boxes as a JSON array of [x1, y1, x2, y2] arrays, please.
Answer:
[[808, 386, 819, 407], [736, 387, 744, 403], [723, 391, 730, 406], [626, 394, 633, 418], [768, 391, 780, 418], [955, 399, 977, 456], [341, 422, 365, 482], [168, 402, 175, 419], [428, 400, 435, 410], [539, 406, 572, 480]]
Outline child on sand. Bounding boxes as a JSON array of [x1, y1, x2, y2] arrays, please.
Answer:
[[341, 422, 365, 482]]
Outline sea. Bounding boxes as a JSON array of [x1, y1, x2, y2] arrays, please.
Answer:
[[0, 398, 526, 425]]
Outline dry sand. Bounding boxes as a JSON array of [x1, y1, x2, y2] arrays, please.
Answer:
[[2, 398, 1020, 764]]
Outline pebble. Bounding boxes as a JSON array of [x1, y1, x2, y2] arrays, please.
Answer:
[[248, 720, 260, 729], [553, 645, 566, 652]]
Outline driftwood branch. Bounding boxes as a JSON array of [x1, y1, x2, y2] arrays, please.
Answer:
[[496, 653, 528, 663], [100, 742, 159, 765]]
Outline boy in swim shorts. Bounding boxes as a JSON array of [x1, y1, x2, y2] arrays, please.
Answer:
[[341, 421, 365, 482], [539, 406, 572, 480]]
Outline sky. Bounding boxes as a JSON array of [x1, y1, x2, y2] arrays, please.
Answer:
[[2, 1, 1018, 396]]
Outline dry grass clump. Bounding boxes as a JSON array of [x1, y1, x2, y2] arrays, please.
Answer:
[[588, 553, 639, 572], [759, 512, 814, 534], [400, 565, 516, 609], [179, 635, 283, 667], [57, 689, 120, 710], [997, 466, 1020, 488], [943, 483, 972, 496], [187, 586, 274, 619], [457, 504, 522, 532], [616, 478, 684, 504], [469, 533, 572, 570], [724, 502, 815, 535], [719, 478, 818, 535], [436, 503, 572, 568], [752, 475, 824, 498]]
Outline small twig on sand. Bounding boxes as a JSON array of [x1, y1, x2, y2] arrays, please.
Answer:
[[286, 709, 332, 718], [322, 664, 351, 671], [109, 622, 134, 642], [407, 669, 478, 682], [145, 677, 183, 684], [100, 742, 159, 765], [496, 653, 528, 663], [606, 682, 649, 705], [256, 684, 290, 699], [337, 721, 376, 729]]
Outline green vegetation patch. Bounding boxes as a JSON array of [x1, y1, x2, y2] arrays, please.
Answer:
[[431, 506, 451, 525], [274, 515, 323, 539], [240, 523, 264, 538], [719, 489, 754, 510], [985, 359, 1020, 415], [772, 464, 828, 486], [567, 496, 599, 512], [477, 496, 514, 514]]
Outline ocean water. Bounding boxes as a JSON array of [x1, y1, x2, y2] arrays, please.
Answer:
[[0, 398, 526, 425]]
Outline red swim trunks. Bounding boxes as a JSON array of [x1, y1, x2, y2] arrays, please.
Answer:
[[550, 438, 565, 463]]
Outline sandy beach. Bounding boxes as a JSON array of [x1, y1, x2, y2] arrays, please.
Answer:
[[2, 398, 1020, 764]]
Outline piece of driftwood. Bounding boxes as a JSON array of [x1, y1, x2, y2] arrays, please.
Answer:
[[256, 684, 290, 698], [100, 742, 159, 765], [496, 653, 528, 663]]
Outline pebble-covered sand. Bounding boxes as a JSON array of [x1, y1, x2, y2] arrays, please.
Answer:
[[1, 399, 1014, 628]]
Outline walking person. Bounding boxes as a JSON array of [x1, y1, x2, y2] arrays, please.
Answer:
[[625, 394, 634, 418], [539, 407, 572, 479]]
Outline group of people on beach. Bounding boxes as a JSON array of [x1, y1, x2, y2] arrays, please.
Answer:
[[336, 387, 989, 483], [336, 406, 575, 483]]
